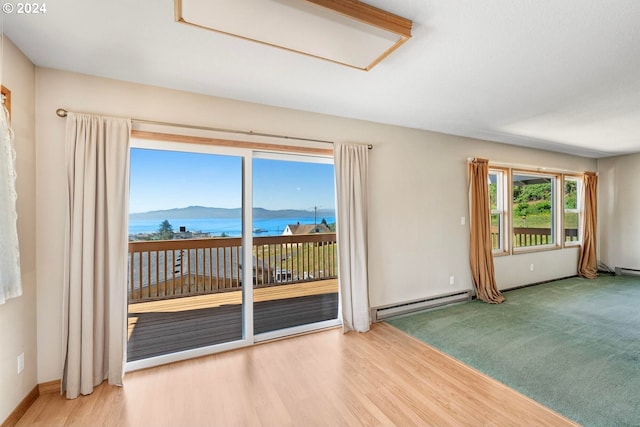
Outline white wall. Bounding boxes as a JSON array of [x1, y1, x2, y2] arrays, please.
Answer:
[[0, 38, 37, 423], [598, 154, 640, 271], [35, 67, 596, 382], [367, 129, 591, 305]]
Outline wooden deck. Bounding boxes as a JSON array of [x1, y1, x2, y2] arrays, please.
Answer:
[[127, 279, 338, 361]]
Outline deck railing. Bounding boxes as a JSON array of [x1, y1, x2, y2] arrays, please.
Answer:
[[491, 227, 579, 248], [128, 233, 338, 303]]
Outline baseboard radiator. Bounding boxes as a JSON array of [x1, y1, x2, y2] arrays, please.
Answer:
[[371, 290, 472, 322], [615, 267, 640, 276]]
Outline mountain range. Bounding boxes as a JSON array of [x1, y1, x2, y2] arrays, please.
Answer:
[[129, 205, 335, 220]]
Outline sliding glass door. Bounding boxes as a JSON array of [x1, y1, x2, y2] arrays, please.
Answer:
[[252, 153, 340, 340], [127, 141, 248, 368], [126, 140, 339, 369]]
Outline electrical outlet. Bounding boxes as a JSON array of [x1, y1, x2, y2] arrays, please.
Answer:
[[17, 353, 24, 374], [530, 264, 534, 272], [449, 275, 455, 285], [460, 216, 465, 225]]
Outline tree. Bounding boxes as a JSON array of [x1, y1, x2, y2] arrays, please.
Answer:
[[157, 219, 173, 240], [515, 202, 529, 218], [564, 180, 577, 209], [321, 218, 328, 227]]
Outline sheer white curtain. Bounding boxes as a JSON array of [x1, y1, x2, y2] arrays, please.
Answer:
[[0, 104, 21, 304], [334, 142, 370, 333], [62, 113, 131, 399]]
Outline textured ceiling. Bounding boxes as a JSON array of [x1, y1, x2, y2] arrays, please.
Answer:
[[4, 0, 640, 158]]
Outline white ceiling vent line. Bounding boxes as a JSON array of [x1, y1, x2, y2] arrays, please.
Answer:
[[174, 0, 412, 71]]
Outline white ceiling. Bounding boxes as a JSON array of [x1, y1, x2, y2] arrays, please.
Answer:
[[4, 0, 640, 158]]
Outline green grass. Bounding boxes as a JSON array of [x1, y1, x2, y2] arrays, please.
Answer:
[[492, 213, 578, 229]]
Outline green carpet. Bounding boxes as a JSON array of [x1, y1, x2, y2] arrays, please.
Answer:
[[387, 275, 640, 427]]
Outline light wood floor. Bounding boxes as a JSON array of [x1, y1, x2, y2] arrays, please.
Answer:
[[18, 323, 578, 427]]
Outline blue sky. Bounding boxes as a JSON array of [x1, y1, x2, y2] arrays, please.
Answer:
[[129, 148, 335, 213]]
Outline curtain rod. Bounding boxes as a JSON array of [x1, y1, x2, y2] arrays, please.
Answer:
[[467, 157, 592, 175], [55, 108, 373, 149]]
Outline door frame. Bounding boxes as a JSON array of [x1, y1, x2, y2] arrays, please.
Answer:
[[126, 138, 340, 372]]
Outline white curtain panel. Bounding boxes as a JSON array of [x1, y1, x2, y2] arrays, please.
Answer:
[[334, 142, 370, 333], [0, 104, 21, 304], [62, 113, 131, 399]]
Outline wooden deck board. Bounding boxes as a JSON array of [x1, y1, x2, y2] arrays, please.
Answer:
[[129, 278, 338, 313], [127, 279, 339, 361]]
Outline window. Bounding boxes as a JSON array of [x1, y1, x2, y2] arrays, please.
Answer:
[[563, 176, 581, 245], [512, 172, 557, 249], [489, 169, 507, 253], [483, 164, 583, 254]]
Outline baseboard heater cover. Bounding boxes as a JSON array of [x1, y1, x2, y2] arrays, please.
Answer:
[[615, 267, 640, 276], [371, 290, 472, 322]]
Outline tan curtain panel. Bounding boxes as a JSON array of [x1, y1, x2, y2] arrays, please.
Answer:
[[469, 158, 505, 304], [62, 113, 131, 399], [578, 171, 598, 279]]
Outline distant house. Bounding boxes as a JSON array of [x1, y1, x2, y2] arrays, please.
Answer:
[[282, 223, 331, 235], [173, 229, 193, 239]]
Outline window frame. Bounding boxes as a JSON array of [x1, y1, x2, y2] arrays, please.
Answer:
[[510, 169, 561, 253], [483, 163, 585, 255], [488, 167, 509, 256], [562, 174, 582, 247]]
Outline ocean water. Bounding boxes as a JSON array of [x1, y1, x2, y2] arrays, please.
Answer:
[[129, 216, 336, 237]]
